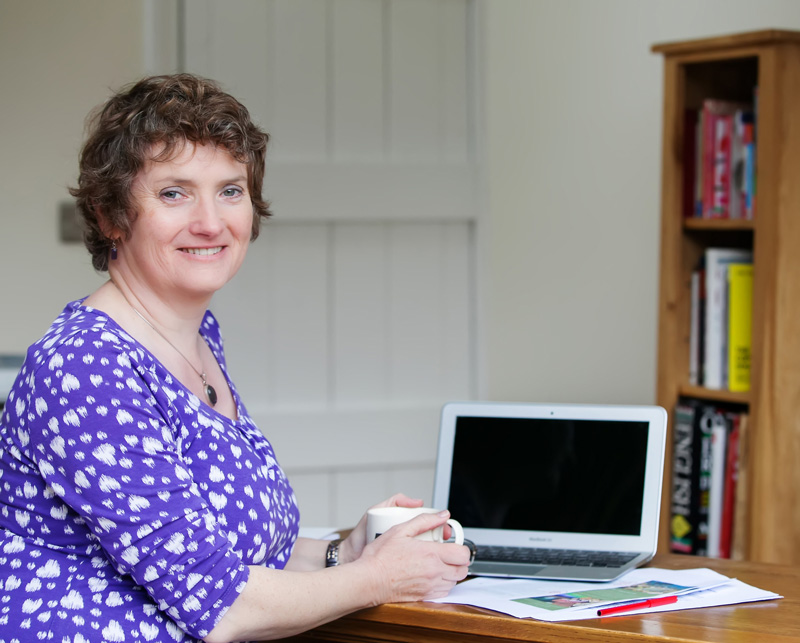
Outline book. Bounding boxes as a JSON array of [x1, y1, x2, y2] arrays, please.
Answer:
[[688, 258, 707, 387], [730, 413, 750, 560], [707, 409, 730, 558], [727, 263, 754, 392], [695, 111, 704, 216], [711, 113, 733, 218], [708, 405, 747, 559], [730, 110, 754, 219], [689, 270, 701, 386], [748, 86, 759, 219], [701, 102, 716, 219], [669, 402, 696, 553], [683, 109, 699, 218], [703, 248, 752, 389], [670, 399, 712, 556], [719, 413, 741, 559], [743, 121, 756, 219]]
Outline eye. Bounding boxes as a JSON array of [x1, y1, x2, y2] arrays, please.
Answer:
[[159, 188, 184, 202], [222, 186, 244, 198]]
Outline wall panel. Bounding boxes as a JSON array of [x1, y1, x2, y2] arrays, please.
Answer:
[[441, 0, 471, 161], [388, 0, 443, 161], [441, 222, 475, 399], [332, 224, 390, 405], [388, 223, 446, 400], [184, 0, 477, 527], [183, 0, 273, 129], [267, 224, 330, 406], [331, 0, 385, 161], [272, 0, 328, 160]]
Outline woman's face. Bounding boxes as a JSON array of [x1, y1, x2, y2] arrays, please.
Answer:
[[116, 142, 253, 303]]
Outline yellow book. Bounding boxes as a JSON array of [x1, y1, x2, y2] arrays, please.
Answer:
[[728, 263, 753, 392]]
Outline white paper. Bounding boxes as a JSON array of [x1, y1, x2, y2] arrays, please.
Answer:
[[429, 568, 781, 622]]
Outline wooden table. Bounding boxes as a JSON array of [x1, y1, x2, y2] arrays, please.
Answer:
[[280, 555, 800, 642]]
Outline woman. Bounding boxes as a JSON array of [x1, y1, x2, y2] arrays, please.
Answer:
[[0, 74, 469, 642]]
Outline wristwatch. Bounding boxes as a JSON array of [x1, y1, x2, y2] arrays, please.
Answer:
[[325, 538, 343, 567]]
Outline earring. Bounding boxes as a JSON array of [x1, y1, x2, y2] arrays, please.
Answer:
[[111, 240, 118, 261]]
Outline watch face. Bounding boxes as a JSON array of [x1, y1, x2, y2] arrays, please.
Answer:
[[325, 539, 341, 567]]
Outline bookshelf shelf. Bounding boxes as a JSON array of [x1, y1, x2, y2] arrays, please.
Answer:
[[683, 219, 755, 232], [653, 29, 800, 565], [677, 385, 751, 406]]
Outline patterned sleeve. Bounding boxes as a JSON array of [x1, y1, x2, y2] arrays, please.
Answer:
[[23, 328, 248, 639]]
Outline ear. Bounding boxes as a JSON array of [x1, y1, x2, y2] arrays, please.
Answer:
[[94, 204, 122, 240]]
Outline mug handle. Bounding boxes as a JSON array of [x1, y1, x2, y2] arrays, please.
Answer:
[[446, 518, 464, 545]]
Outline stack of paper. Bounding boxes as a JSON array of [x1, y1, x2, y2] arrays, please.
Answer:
[[430, 568, 781, 621]]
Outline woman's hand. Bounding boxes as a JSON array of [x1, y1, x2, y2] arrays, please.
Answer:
[[354, 510, 472, 604], [338, 493, 424, 565]]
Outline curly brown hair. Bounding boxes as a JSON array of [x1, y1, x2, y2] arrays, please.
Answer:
[[70, 73, 271, 271]]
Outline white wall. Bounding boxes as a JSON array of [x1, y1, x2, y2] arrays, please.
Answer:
[[0, 2, 152, 353], [482, 0, 800, 406]]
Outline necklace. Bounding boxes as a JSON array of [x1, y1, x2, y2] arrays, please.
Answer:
[[116, 291, 218, 407]]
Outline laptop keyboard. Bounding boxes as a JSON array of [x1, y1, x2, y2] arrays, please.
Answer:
[[477, 546, 639, 568]]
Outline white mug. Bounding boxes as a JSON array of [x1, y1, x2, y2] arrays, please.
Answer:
[[366, 506, 464, 544]]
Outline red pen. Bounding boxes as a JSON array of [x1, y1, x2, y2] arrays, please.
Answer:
[[597, 594, 679, 617]]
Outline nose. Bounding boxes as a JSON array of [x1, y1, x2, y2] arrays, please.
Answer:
[[190, 195, 225, 236]]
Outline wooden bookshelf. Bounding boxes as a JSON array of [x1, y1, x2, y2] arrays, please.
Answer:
[[653, 29, 800, 565]]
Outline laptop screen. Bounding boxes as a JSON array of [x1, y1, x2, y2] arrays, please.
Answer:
[[447, 416, 649, 537]]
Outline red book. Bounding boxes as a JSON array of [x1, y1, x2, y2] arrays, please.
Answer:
[[701, 105, 717, 218], [719, 414, 741, 559], [683, 109, 699, 218], [700, 100, 749, 218]]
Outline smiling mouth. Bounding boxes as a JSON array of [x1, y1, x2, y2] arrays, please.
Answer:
[[182, 247, 223, 256]]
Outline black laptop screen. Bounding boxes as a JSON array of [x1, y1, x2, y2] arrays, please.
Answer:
[[447, 416, 649, 536]]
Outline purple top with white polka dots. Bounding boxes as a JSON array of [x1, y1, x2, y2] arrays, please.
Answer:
[[0, 300, 300, 642]]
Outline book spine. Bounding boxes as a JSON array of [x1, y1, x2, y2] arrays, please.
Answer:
[[712, 114, 733, 218], [689, 271, 701, 386], [751, 86, 759, 219], [670, 402, 698, 554], [695, 114, 704, 216], [697, 265, 706, 387], [730, 413, 750, 560], [669, 399, 713, 556], [721, 266, 730, 390], [704, 254, 726, 390], [728, 264, 754, 392], [719, 414, 741, 559], [703, 249, 752, 389], [707, 412, 728, 557], [696, 404, 713, 556], [729, 111, 748, 220], [683, 109, 699, 218], [702, 107, 717, 218], [744, 121, 756, 220]]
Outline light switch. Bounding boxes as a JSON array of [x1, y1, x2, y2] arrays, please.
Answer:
[[59, 200, 83, 243]]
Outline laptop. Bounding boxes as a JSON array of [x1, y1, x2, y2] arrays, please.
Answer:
[[432, 401, 668, 582]]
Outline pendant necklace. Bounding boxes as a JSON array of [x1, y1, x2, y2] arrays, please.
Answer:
[[114, 284, 218, 407]]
